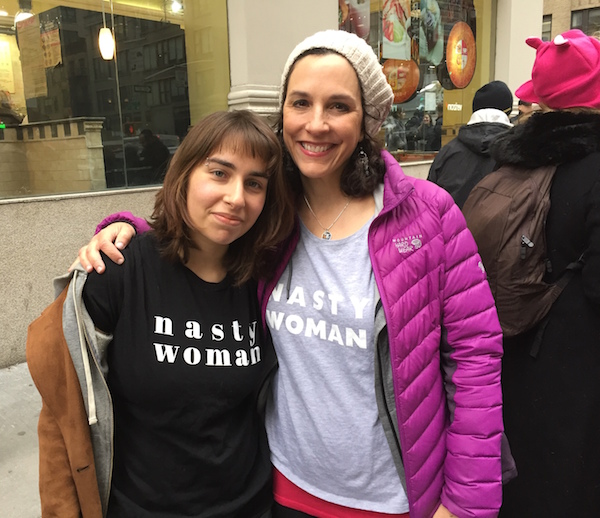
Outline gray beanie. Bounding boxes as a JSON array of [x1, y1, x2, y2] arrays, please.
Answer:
[[280, 30, 394, 138]]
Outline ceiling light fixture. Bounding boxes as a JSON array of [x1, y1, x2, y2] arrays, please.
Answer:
[[171, 1, 183, 14], [98, 0, 114, 60], [14, 0, 34, 27], [14, 10, 33, 23]]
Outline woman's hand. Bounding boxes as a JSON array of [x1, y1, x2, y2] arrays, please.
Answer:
[[432, 503, 460, 518], [69, 222, 136, 273]]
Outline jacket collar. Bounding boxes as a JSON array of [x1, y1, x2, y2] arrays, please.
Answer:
[[467, 108, 512, 126], [490, 110, 600, 168], [381, 150, 414, 211]]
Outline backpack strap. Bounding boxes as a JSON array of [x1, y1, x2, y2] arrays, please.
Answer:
[[529, 252, 586, 358]]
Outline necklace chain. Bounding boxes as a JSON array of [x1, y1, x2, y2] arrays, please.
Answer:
[[303, 194, 351, 240]]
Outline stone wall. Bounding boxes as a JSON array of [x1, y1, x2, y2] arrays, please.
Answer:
[[0, 188, 157, 368], [0, 118, 106, 197]]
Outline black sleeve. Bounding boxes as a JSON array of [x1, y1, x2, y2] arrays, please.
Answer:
[[82, 250, 127, 333]]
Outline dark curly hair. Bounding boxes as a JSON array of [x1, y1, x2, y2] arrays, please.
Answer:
[[276, 48, 386, 199]]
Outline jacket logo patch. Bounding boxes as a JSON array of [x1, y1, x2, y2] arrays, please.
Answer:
[[393, 234, 423, 254]]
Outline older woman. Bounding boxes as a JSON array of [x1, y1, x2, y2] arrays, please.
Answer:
[[76, 31, 508, 518]]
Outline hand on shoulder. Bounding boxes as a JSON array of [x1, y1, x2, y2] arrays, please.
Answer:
[[69, 222, 136, 274]]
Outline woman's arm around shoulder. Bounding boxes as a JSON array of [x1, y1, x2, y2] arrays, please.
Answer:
[[72, 211, 150, 274]]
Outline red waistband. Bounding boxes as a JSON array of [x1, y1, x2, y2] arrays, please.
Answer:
[[273, 467, 410, 518]]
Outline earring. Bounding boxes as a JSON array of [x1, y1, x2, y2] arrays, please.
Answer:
[[358, 147, 370, 176]]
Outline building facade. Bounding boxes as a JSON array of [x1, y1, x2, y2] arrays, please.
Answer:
[[544, 0, 600, 38], [1, 0, 544, 367]]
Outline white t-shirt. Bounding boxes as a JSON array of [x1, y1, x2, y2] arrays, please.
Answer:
[[265, 217, 409, 513]]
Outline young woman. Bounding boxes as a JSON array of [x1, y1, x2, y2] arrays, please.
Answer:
[[75, 31, 510, 518], [27, 110, 294, 518]]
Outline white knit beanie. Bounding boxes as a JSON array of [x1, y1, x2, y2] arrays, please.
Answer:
[[280, 30, 394, 138]]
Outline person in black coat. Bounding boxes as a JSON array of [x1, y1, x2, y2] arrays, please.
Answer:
[[415, 112, 436, 151], [139, 129, 171, 182], [427, 80, 513, 208], [430, 102, 443, 151], [490, 30, 600, 518]]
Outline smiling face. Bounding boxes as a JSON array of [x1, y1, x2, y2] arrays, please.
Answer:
[[186, 146, 269, 254], [282, 53, 364, 185]]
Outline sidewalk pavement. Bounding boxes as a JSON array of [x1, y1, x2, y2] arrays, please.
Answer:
[[0, 362, 41, 518]]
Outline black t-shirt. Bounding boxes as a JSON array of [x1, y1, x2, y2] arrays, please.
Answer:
[[83, 233, 273, 518]]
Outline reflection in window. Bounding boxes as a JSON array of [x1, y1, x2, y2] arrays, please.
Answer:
[[339, 0, 483, 159], [0, 4, 191, 197]]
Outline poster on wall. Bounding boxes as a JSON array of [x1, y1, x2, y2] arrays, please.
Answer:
[[446, 21, 476, 88], [17, 15, 48, 98], [339, 0, 371, 40], [41, 19, 63, 69], [340, 0, 479, 103], [382, 59, 420, 103], [419, 0, 444, 65], [381, 0, 412, 59], [435, 0, 477, 90]]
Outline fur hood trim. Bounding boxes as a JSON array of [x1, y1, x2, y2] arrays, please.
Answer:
[[490, 110, 600, 168]]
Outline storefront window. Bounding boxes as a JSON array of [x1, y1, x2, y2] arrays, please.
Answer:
[[339, 0, 495, 162], [0, 0, 229, 198]]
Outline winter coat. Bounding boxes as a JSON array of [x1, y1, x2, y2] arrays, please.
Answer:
[[258, 150, 507, 518], [490, 110, 600, 517], [27, 268, 112, 518], [428, 109, 511, 208], [416, 122, 436, 151]]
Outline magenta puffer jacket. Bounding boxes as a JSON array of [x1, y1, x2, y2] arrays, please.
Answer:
[[258, 151, 505, 518]]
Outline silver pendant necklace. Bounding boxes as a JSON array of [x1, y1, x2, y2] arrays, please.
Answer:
[[303, 194, 351, 240]]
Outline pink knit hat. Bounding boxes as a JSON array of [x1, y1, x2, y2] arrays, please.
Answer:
[[516, 29, 600, 110]]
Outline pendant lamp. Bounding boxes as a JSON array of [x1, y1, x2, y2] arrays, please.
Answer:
[[98, 0, 114, 60]]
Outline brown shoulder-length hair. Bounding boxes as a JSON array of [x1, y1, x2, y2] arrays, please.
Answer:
[[277, 48, 386, 199], [150, 110, 294, 284]]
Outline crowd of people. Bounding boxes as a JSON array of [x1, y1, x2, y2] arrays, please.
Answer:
[[384, 103, 443, 154], [26, 25, 599, 518], [429, 29, 600, 518]]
